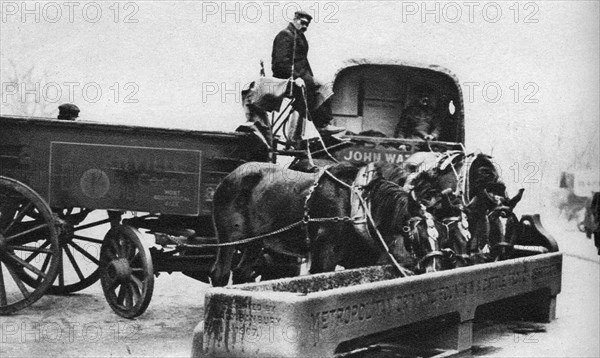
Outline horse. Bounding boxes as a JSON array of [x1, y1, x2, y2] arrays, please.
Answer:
[[209, 161, 443, 286], [289, 158, 471, 269], [428, 189, 472, 269], [401, 151, 527, 261]]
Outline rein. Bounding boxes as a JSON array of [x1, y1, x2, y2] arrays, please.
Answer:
[[439, 215, 471, 263], [411, 212, 445, 272]]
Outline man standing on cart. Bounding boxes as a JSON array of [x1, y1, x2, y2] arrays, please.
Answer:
[[271, 10, 344, 137]]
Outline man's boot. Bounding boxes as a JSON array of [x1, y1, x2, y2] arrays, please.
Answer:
[[312, 100, 346, 136], [318, 124, 346, 135]]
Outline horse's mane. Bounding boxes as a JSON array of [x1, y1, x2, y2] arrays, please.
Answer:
[[326, 161, 363, 184], [365, 179, 412, 234], [373, 161, 408, 186]]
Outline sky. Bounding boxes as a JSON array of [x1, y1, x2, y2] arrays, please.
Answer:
[[1, 0, 599, 210]]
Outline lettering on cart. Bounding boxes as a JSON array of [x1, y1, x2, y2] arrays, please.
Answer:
[[108, 155, 196, 174], [153, 190, 191, 207], [342, 150, 410, 164]]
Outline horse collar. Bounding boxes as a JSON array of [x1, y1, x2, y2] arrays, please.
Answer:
[[303, 167, 328, 223]]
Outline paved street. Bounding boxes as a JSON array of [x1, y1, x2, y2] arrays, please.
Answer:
[[0, 211, 598, 358]]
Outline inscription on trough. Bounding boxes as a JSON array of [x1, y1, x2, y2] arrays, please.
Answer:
[[310, 266, 535, 331]]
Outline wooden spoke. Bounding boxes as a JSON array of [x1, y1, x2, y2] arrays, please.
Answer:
[[129, 282, 141, 303], [24, 241, 51, 263], [124, 284, 133, 308], [0, 264, 7, 306], [118, 239, 128, 258], [73, 218, 111, 231], [100, 225, 153, 318], [64, 246, 85, 282], [0, 177, 61, 314], [6, 264, 30, 298], [116, 285, 126, 305], [6, 223, 49, 241], [3, 202, 34, 234], [5, 252, 46, 278], [37, 254, 52, 285], [9, 245, 53, 254], [69, 241, 100, 265], [106, 276, 119, 291], [72, 235, 103, 244], [131, 252, 141, 265], [126, 243, 137, 261], [58, 261, 65, 288], [130, 275, 144, 291]]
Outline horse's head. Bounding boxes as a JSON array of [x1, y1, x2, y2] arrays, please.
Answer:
[[364, 177, 440, 273], [433, 189, 472, 268], [468, 153, 500, 195], [405, 169, 444, 210], [406, 211, 443, 273], [486, 188, 524, 260]]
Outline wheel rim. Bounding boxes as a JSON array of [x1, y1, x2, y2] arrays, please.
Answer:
[[16, 209, 118, 294], [51, 209, 118, 294], [0, 177, 61, 315], [100, 225, 153, 318]]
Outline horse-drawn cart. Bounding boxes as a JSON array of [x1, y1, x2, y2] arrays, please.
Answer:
[[0, 116, 268, 316], [1, 59, 562, 358]]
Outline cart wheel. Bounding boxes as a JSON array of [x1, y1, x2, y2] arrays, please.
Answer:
[[100, 225, 154, 318], [17, 209, 119, 294], [49, 209, 119, 294], [0, 176, 61, 315]]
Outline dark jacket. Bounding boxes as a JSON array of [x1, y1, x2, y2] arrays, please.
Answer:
[[271, 23, 313, 80], [394, 104, 440, 140]]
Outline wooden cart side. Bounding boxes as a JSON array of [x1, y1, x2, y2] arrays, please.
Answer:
[[0, 116, 268, 216]]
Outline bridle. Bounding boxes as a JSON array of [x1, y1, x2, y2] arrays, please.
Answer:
[[406, 211, 444, 272], [439, 213, 472, 265], [487, 205, 518, 259]]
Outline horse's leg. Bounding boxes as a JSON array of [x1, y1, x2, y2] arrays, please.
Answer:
[[210, 211, 247, 287], [210, 170, 263, 286], [210, 246, 234, 287], [232, 244, 262, 284]]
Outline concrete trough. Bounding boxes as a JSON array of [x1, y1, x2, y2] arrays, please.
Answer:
[[192, 252, 562, 358]]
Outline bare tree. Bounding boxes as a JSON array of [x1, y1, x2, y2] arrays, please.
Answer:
[[1, 59, 56, 117]]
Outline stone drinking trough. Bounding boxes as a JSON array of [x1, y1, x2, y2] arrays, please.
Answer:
[[192, 252, 562, 358]]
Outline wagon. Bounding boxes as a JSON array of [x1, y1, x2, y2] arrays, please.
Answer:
[[0, 117, 269, 316], [1, 59, 558, 323]]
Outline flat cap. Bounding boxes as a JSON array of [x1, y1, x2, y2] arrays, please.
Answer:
[[294, 10, 312, 21], [58, 103, 80, 113]]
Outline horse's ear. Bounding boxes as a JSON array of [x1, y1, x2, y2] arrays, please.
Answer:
[[508, 188, 525, 209], [241, 81, 256, 103]]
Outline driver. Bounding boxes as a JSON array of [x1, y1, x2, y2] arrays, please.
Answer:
[[271, 10, 344, 136]]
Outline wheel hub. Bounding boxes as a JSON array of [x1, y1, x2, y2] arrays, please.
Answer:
[[107, 258, 132, 282]]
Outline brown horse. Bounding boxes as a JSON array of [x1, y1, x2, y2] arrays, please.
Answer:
[[209, 162, 442, 286], [290, 158, 471, 268]]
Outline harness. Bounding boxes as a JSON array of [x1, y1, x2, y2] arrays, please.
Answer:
[[439, 213, 472, 263], [174, 164, 435, 277], [350, 163, 378, 243], [410, 211, 445, 272], [438, 150, 471, 205]]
